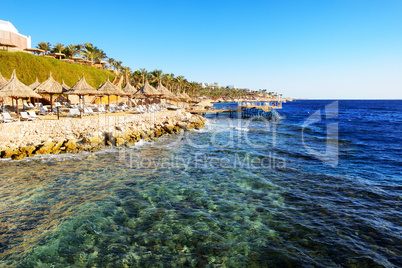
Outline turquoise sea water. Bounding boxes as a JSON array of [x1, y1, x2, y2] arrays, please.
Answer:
[[0, 100, 401, 267]]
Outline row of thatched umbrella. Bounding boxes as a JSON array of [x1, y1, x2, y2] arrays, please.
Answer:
[[0, 71, 193, 116]]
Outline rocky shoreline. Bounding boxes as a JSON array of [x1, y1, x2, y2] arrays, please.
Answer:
[[0, 110, 206, 160]]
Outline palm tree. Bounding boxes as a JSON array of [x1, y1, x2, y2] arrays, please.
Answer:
[[114, 61, 122, 74], [176, 76, 184, 93], [37, 42, 51, 55], [189, 81, 199, 99], [93, 49, 107, 62], [151, 69, 163, 85], [139, 68, 147, 85], [131, 70, 142, 88], [75, 44, 84, 58], [120, 66, 131, 86], [163, 73, 174, 91], [93, 51, 102, 62], [107, 58, 115, 71], [63, 44, 78, 58], [83, 49, 95, 64], [52, 43, 64, 53]]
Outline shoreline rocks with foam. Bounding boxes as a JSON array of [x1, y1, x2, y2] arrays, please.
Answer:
[[0, 110, 205, 160]]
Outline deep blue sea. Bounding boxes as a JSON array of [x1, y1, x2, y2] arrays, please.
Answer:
[[0, 100, 401, 267]]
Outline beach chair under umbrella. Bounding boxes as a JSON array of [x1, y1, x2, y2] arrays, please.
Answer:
[[0, 70, 42, 116], [122, 81, 137, 108], [134, 80, 162, 106], [35, 72, 63, 110], [65, 74, 99, 112], [96, 77, 127, 106]]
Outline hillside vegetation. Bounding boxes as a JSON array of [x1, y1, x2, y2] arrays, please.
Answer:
[[0, 51, 116, 88]]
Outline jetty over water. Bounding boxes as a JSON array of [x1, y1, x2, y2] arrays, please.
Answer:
[[187, 101, 283, 120]]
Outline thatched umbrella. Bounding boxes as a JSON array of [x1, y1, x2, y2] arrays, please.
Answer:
[[48, 52, 65, 60], [61, 59, 74, 63], [29, 77, 40, 90], [156, 82, 176, 106], [61, 80, 70, 92], [96, 77, 127, 106], [134, 80, 161, 105], [35, 72, 63, 109], [0, 71, 8, 87], [0, 42, 17, 51], [95, 59, 107, 69], [122, 81, 137, 107], [61, 80, 74, 104], [182, 92, 191, 102], [156, 82, 175, 100], [24, 48, 45, 56], [0, 70, 42, 115], [66, 74, 98, 108], [29, 77, 41, 106], [174, 92, 186, 100]]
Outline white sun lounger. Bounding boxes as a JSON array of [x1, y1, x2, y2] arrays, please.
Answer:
[[28, 111, 42, 120], [67, 108, 81, 117], [40, 106, 50, 115], [2, 112, 18, 122], [23, 103, 33, 110], [20, 112, 35, 121]]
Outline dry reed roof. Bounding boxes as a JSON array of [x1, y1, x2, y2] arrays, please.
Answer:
[[66, 74, 99, 95], [96, 78, 127, 96], [156, 82, 176, 99], [0, 70, 42, 98], [135, 80, 161, 97], [95, 59, 107, 64], [0, 71, 7, 87], [61, 80, 70, 93], [175, 92, 188, 100], [35, 72, 63, 94], [0, 42, 17, 47], [122, 82, 137, 95], [24, 48, 44, 53], [48, 52, 65, 57], [29, 77, 40, 90], [182, 92, 191, 100]]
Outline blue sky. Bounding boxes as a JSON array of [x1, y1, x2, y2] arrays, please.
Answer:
[[2, 0, 401, 99]]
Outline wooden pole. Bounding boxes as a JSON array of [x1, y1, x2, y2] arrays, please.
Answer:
[[16, 98, 20, 116]]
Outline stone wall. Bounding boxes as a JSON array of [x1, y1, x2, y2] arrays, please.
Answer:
[[0, 110, 205, 160]]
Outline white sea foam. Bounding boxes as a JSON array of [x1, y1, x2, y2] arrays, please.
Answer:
[[234, 127, 250, 132]]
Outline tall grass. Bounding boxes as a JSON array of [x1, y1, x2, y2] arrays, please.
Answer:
[[0, 51, 116, 88]]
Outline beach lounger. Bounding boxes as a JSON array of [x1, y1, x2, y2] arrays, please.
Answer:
[[108, 106, 117, 113], [83, 107, 94, 116], [20, 112, 35, 121], [87, 107, 100, 114], [67, 108, 81, 117], [2, 113, 18, 122], [28, 111, 42, 120], [100, 106, 109, 113], [39, 106, 50, 115], [23, 103, 33, 110]]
